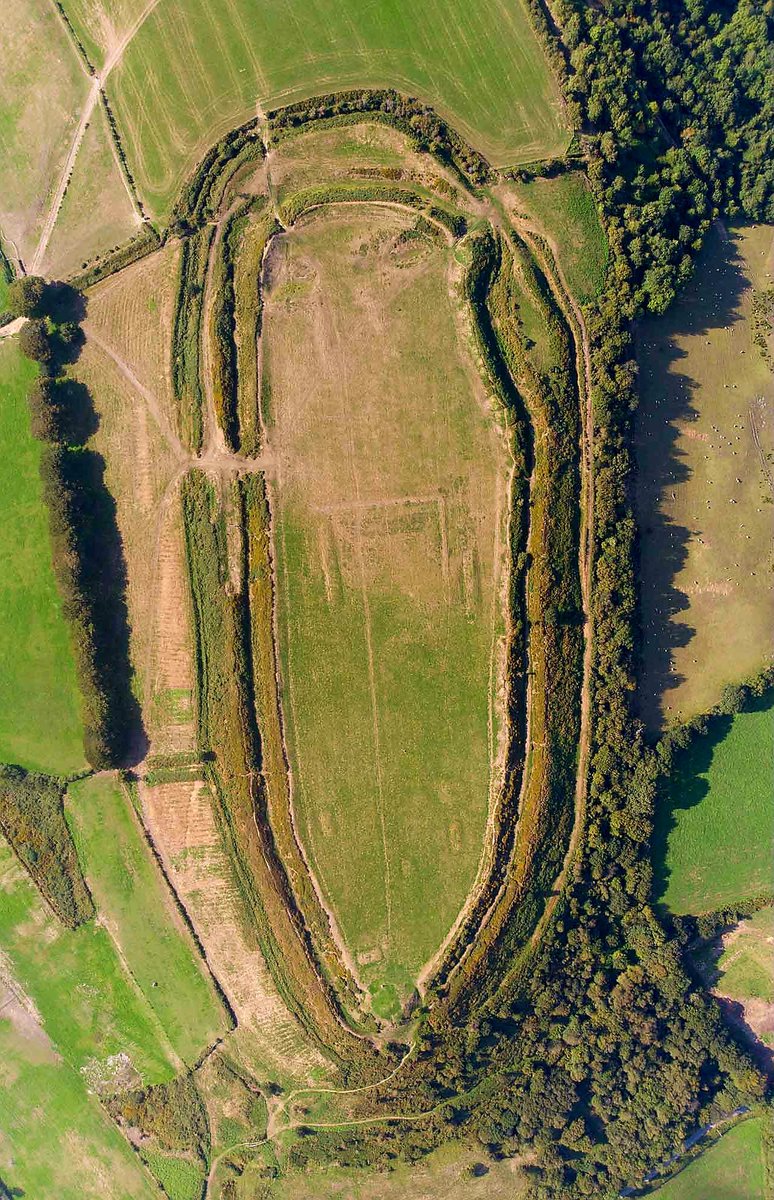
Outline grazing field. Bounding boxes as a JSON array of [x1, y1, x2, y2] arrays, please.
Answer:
[[649, 1119, 767, 1200], [653, 696, 774, 914], [693, 907, 774, 1054], [0, 1007, 156, 1199], [502, 171, 609, 304], [262, 206, 512, 993], [0, 341, 84, 773], [636, 223, 774, 730], [40, 101, 140, 280], [0, 837, 174, 1083], [66, 773, 228, 1063], [273, 1140, 528, 1200], [0, 0, 89, 265], [71, 0, 570, 220]]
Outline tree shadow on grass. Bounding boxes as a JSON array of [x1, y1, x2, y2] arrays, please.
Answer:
[[634, 228, 750, 735]]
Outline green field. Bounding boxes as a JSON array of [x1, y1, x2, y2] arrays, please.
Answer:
[[0, 1013, 156, 1199], [0, 836, 174, 1083], [504, 171, 609, 304], [62, 0, 569, 220], [0, 0, 89, 262], [636, 223, 774, 730], [714, 907, 774, 1006], [263, 207, 512, 993], [0, 340, 84, 773], [650, 1119, 767, 1200], [654, 696, 774, 914], [66, 774, 228, 1063]]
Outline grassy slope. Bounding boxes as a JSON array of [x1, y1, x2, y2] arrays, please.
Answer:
[[0, 1017, 156, 1199], [66, 774, 228, 1063], [40, 101, 139, 279], [654, 697, 774, 914], [651, 1119, 767, 1200], [636, 223, 774, 730], [0, 837, 174, 1083], [0, 0, 88, 262], [264, 208, 510, 989], [715, 907, 774, 1005], [0, 340, 84, 773], [505, 172, 609, 303], [64, 0, 569, 220]]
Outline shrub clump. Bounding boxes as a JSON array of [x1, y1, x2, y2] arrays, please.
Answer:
[[0, 765, 93, 927]]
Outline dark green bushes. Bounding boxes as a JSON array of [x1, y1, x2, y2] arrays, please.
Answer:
[[171, 227, 213, 452], [170, 120, 263, 233], [108, 1072, 209, 1166], [269, 89, 489, 185], [0, 766, 93, 927], [70, 224, 160, 291]]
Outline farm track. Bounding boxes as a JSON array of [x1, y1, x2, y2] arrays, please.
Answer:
[[29, 0, 162, 275]]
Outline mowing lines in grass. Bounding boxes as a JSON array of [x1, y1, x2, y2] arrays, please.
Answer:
[[0, 341, 84, 773], [94, 0, 569, 220], [66, 773, 229, 1064], [654, 695, 774, 914], [262, 206, 512, 992]]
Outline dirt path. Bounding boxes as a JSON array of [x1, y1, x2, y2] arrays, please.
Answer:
[[30, 0, 162, 275]]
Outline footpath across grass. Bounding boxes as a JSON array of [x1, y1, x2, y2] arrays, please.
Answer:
[[654, 694, 774, 914], [0, 339, 84, 773]]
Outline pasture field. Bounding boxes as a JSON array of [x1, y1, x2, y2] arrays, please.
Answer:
[[654, 695, 774, 914], [693, 906, 774, 1052], [70, 0, 570, 220], [0, 1010, 156, 1199], [0, 0, 89, 264], [262, 206, 512, 992], [40, 101, 140, 280], [650, 1118, 767, 1200], [636, 223, 774, 730], [66, 773, 228, 1063], [502, 171, 609, 303], [273, 1139, 528, 1200], [0, 836, 174, 1082], [0, 341, 84, 773]]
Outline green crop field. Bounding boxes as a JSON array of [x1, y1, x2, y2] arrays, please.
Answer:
[[654, 696, 774, 914], [503, 171, 609, 304], [650, 1119, 767, 1200], [0, 1013, 156, 1199], [0, 341, 84, 773], [263, 206, 512, 994], [60, 0, 569, 221], [636, 223, 774, 731], [0, 836, 175, 1083], [66, 774, 229, 1063]]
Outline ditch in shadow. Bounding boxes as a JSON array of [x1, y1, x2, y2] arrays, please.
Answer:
[[0, 1178, 24, 1198], [633, 228, 749, 735]]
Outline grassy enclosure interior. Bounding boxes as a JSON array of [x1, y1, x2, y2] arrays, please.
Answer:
[[262, 205, 513, 992], [0, 341, 84, 773]]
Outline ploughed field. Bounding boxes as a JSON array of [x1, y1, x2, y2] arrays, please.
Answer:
[[261, 205, 512, 997]]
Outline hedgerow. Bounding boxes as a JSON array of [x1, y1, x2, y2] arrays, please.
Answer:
[[171, 226, 213, 452], [0, 765, 93, 927]]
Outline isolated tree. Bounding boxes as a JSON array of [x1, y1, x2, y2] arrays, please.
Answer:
[[7, 275, 46, 318], [18, 318, 54, 366]]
